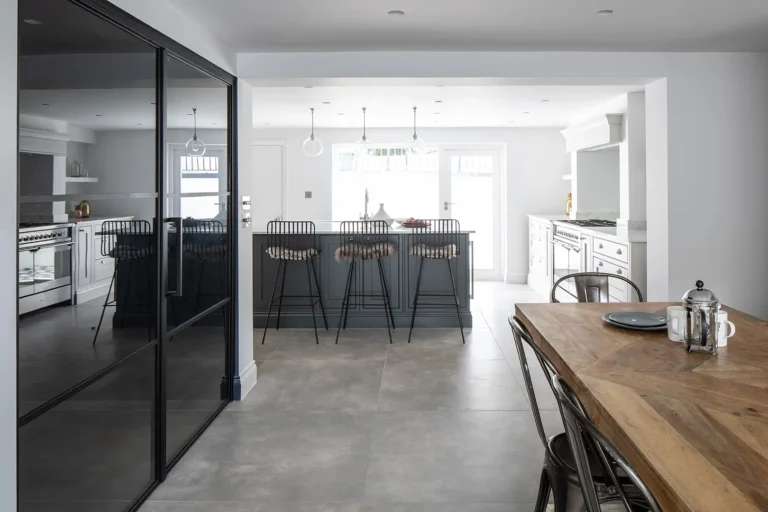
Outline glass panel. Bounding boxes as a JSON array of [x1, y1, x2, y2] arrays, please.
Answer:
[[332, 145, 440, 221], [166, 55, 229, 329], [19, 345, 155, 512], [166, 304, 229, 463], [450, 154, 495, 270]]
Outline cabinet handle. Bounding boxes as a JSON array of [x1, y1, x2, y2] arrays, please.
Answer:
[[78, 229, 88, 279], [598, 261, 604, 267], [617, 269, 623, 275], [598, 243, 604, 249], [616, 248, 622, 255]]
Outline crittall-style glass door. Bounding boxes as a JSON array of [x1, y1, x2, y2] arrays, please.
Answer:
[[17, 1, 236, 511]]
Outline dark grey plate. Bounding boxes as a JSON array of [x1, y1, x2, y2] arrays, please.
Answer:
[[602, 313, 668, 331], [607, 311, 668, 327]]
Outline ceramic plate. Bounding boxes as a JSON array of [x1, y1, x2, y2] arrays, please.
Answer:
[[607, 311, 668, 328], [602, 313, 668, 331]]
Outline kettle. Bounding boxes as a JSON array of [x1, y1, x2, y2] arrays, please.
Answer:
[[682, 280, 720, 355]]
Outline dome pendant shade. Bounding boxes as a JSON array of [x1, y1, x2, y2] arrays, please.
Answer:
[[186, 108, 207, 157], [303, 107, 324, 157]]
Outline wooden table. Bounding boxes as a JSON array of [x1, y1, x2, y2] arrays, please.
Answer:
[[515, 301, 768, 512]]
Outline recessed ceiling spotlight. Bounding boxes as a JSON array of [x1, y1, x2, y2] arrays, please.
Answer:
[[187, 113, 193, 116], [523, 111, 530, 114], [137, 123, 143, 126], [323, 101, 331, 104], [597, 9, 614, 15], [435, 100, 443, 103], [212, 122, 217, 125], [434, 112, 441, 115], [388, 10, 405, 16], [337, 113, 344, 116], [541, 99, 550, 102], [41, 103, 49, 106], [23, 19, 42, 25], [304, 86, 313, 89], [264, 122, 270, 125], [509, 121, 515, 123], [95, 114, 102, 117]]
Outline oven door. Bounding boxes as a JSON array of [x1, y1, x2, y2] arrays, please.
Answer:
[[19, 248, 36, 298], [31, 242, 73, 294], [552, 238, 581, 301]]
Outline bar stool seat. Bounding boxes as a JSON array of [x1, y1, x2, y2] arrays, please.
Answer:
[[410, 243, 458, 259], [266, 247, 318, 261], [335, 241, 397, 261]]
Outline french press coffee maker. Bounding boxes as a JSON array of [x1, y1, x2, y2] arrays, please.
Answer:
[[682, 280, 720, 356]]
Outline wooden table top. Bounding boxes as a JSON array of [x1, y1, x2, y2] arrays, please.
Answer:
[[515, 301, 768, 512]]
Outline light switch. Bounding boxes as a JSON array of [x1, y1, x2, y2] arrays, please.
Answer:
[[305, 191, 312, 199]]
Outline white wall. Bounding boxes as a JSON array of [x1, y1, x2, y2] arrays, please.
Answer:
[[241, 51, 768, 318], [1, 0, 17, 507], [572, 148, 620, 216], [251, 126, 569, 284]]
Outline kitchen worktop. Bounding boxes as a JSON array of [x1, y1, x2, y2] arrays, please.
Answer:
[[69, 216, 134, 225], [552, 220, 647, 243], [252, 221, 475, 235], [528, 213, 569, 222]]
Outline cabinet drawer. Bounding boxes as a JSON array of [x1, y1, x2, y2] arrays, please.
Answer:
[[93, 257, 115, 283], [593, 256, 630, 302], [593, 236, 628, 263]]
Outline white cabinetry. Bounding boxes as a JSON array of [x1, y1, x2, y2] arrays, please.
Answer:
[[527, 217, 553, 297], [589, 234, 647, 302], [74, 217, 130, 304]]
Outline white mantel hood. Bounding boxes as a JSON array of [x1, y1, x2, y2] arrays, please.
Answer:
[[561, 114, 623, 152]]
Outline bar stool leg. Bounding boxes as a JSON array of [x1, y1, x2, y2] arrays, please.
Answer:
[[377, 258, 396, 331], [336, 260, 355, 344], [193, 259, 206, 316], [276, 260, 289, 330], [446, 258, 465, 344], [374, 259, 393, 343], [92, 262, 118, 345], [117, 259, 133, 328], [408, 258, 425, 343], [262, 259, 283, 344], [310, 258, 328, 330], [305, 259, 319, 344], [342, 260, 355, 331]]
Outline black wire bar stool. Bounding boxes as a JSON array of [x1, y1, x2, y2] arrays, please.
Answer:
[[262, 221, 327, 344], [408, 219, 465, 343], [335, 220, 397, 344], [92, 220, 155, 345], [182, 219, 228, 316]]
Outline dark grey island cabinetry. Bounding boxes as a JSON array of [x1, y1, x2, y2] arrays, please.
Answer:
[[253, 227, 474, 328]]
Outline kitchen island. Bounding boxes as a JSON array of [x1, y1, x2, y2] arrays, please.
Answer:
[[253, 223, 474, 328]]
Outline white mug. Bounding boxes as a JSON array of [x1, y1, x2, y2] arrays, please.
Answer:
[[716, 310, 736, 347], [667, 306, 685, 342]]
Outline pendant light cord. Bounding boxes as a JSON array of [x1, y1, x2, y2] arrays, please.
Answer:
[[413, 106, 418, 141], [193, 108, 198, 141], [362, 107, 367, 141], [310, 107, 315, 140]]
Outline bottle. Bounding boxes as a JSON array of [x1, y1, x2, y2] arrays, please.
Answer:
[[565, 193, 573, 217]]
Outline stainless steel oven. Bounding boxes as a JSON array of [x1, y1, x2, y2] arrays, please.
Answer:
[[551, 223, 583, 302], [19, 224, 74, 314]]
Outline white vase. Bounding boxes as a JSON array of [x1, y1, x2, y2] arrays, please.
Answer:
[[371, 203, 394, 226]]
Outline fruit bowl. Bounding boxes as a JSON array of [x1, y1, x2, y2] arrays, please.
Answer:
[[399, 218, 430, 228]]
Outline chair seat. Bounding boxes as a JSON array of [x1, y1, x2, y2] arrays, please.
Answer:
[[110, 245, 154, 260], [410, 243, 458, 259], [334, 242, 397, 262], [266, 247, 318, 261]]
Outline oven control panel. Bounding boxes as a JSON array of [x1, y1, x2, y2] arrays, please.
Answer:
[[553, 224, 580, 242], [19, 227, 72, 248]]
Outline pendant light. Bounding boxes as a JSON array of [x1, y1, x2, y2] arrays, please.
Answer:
[[410, 106, 426, 154], [186, 108, 206, 157], [355, 106, 371, 156], [302, 107, 324, 157]]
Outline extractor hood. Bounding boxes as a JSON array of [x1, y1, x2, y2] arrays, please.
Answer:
[[561, 114, 624, 152]]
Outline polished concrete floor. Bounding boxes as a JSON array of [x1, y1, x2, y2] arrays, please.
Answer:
[[141, 283, 563, 512]]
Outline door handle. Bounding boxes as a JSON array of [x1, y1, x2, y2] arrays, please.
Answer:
[[166, 217, 183, 296], [443, 201, 455, 211]]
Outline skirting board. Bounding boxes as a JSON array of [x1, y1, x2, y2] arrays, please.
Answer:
[[233, 360, 257, 400], [505, 273, 527, 284]]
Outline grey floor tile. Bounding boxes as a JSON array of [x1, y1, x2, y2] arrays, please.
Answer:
[[364, 411, 545, 504], [378, 357, 529, 411], [142, 502, 361, 512], [150, 411, 374, 503], [360, 504, 533, 512], [398, 328, 491, 347], [269, 329, 389, 362], [386, 339, 503, 362], [230, 360, 384, 412], [20, 502, 132, 512]]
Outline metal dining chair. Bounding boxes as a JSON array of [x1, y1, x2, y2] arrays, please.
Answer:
[[551, 272, 644, 304], [551, 374, 662, 512], [509, 316, 652, 512]]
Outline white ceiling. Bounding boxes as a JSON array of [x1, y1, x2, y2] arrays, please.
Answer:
[[19, 88, 228, 130], [171, 0, 768, 52], [252, 85, 643, 128]]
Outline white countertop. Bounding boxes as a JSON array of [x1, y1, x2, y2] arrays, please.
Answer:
[[70, 216, 134, 225], [528, 213, 569, 222], [551, 221, 648, 243], [253, 221, 475, 235]]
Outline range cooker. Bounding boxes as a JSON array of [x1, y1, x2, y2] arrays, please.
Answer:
[[551, 219, 617, 296], [19, 223, 74, 314]]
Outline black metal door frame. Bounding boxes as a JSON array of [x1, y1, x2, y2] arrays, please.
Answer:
[[15, 0, 239, 510]]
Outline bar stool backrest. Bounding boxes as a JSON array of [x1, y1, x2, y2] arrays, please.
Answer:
[[100, 220, 153, 260], [339, 220, 394, 256], [409, 219, 461, 256], [183, 219, 226, 261], [266, 221, 318, 259], [508, 315, 559, 448], [551, 375, 662, 512]]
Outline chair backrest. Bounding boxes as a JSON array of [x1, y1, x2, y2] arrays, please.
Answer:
[[409, 218, 461, 253], [99, 220, 153, 259], [266, 221, 318, 257], [339, 220, 393, 254], [183, 219, 226, 260], [509, 315, 559, 448], [551, 375, 662, 512], [551, 272, 644, 304]]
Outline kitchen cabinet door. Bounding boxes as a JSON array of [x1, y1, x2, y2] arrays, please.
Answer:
[[76, 225, 92, 289]]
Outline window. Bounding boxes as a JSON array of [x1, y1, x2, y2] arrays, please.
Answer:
[[332, 145, 440, 221], [179, 154, 223, 219]]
